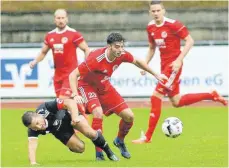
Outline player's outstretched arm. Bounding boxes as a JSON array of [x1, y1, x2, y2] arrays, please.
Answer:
[[69, 68, 84, 104], [28, 138, 39, 165], [29, 44, 50, 69], [133, 59, 168, 82], [78, 41, 90, 59]]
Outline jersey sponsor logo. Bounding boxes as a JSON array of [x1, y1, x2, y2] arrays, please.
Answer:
[[50, 38, 54, 42], [155, 39, 166, 48], [161, 31, 167, 38], [113, 65, 119, 72], [61, 37, 68, 44], [53, 44, 64, 54], [1, 59, 38, 88]]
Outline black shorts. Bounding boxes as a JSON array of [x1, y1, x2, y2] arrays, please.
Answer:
[[52, 113, 75, 145]]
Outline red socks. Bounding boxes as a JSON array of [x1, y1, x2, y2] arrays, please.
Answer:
[[145, 93, 213, 141], [118, 119, 133, 141], [145, 96, 162, 141], [92, 118, 103, 152], [178, 93, 213, 107]]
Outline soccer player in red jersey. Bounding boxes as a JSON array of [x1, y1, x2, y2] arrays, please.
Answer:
[[132, 1, 228, 144], [69, 32, 167, 160], [29, 9, 90, 100]]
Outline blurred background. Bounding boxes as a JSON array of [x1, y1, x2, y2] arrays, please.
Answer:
[[1, 1, 228, 43], [1, 1, 228, 99]]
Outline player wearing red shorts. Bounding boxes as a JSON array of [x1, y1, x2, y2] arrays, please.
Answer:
[[69, 32, 167, 160], [29, 9, 90, 100], [132, 1, 227, 144]]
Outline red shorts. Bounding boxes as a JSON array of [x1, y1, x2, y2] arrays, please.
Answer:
[[78, 84, 128, 116], [54, 77, 72, 98], [156, 65, 182, 97]]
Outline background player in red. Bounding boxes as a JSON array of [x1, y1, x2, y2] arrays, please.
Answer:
[[132, 1, 228, 144], [69, 32, 168, 160], [29, 9, 90, 100]]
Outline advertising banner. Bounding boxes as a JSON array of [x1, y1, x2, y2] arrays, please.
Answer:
[[1, 46, 228, 97]]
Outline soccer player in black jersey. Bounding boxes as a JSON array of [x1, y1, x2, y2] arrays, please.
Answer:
[[22, 98, 118, 165]]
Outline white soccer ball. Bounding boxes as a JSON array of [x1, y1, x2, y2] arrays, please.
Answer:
[[162, 117, 183, 138]]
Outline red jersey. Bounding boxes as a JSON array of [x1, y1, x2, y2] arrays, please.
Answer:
[[44, 26, 84, 81], [147, 17, 189, 68], [78, 47, 134, 94]]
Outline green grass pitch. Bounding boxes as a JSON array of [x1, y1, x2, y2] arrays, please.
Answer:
[[1, 107, 228, 167]]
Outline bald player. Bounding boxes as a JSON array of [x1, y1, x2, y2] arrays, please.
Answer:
[[29, 9, 90, 101]]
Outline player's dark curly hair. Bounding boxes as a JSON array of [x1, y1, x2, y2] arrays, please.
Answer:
[[107, 32, 125, 44], [22, 111, 36, 127]]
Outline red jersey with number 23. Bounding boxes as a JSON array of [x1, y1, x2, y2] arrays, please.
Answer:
[[44, 26, 84, 81], [147, 17, 189, 69], [78, 47, 134, 94]]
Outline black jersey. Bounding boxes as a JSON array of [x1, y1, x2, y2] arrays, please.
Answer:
[[28, 99, 70, 138]]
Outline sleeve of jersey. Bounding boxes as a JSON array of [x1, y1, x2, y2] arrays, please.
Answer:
[[45, 99, 64, 112], [146, 27, 154, 44], [28, 128, 40, 138], [73, 32, 84, 46], [78, 58, 95, 76], [173, 21, 189, 39], [44, 33, 50, 47], [123, 52, 134, 63]]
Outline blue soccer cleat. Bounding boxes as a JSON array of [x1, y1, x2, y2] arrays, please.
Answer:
[[113, 137, 131, 159]]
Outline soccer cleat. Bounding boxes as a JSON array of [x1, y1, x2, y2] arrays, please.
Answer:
[[96, 151, 105, 161], [132, 131, 151, 144], [211, 90, 228, 106], [104, 149, 119, 161], [113, 138, 131, 159], [108, 153, 119, 161]]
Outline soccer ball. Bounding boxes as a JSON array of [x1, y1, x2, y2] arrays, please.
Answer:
[[162, 117, 183, 138]]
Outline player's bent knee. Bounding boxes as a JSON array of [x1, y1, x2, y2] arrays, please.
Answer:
[[69, 146, 85, 153], [170, 99, 180, 108], [172, 103, 180, 108], [69, 143, 85, 153], [123, 112, 134, 122]]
